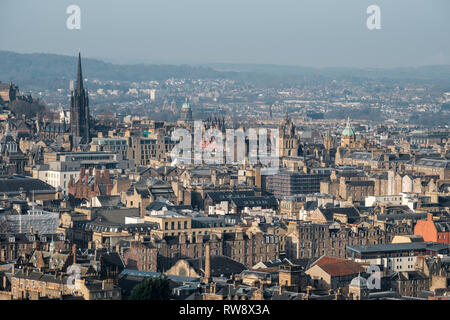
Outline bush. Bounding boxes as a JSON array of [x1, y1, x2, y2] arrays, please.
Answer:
[[129, 276, 171, 300]]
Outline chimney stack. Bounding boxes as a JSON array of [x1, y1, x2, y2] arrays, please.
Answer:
[[203, 242, 211, 284], [72, 244, 77, 265]]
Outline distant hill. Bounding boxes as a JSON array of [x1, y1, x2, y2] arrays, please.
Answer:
[[208, 63, 450, 81], [1, 50, 450, 91], [0, 51, 232, 88]]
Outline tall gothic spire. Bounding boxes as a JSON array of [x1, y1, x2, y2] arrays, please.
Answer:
[[76, 52, 83, 92], [70, 52, 90, 144]]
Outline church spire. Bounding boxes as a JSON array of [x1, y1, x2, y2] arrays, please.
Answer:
[[70, 52, 90, 144], [76, 52, 83, 92]]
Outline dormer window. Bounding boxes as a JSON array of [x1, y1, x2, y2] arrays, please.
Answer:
[[8, 236, 15, 243]]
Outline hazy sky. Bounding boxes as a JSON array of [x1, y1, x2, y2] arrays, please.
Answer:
[[1, 0, 449, 68]]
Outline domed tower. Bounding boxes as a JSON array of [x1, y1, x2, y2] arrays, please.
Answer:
[[181, 98, 193, 122], [340, 117, 356, 148], [349, 274, 369, 300]]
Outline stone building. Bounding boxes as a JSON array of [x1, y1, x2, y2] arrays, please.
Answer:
[[278, 112, 300, 157], [123, 241, 158, 272], [285, 220, 412, 260]]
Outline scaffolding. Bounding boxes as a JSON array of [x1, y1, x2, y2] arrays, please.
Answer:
[[3, 209, 59, 234]]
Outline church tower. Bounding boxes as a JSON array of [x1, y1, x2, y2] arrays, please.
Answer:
[[278, 111, 300, 157], [70, 53, 90, 144], [181, 97, 193, 122], [340, 117, 356, 148]]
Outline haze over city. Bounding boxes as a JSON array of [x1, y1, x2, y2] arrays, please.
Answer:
[[1, 0, 449, 68], [0, 0, 449, 309]]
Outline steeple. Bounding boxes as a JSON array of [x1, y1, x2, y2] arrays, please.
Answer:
[[70, 52, 90, 144], [76, 52, 83, 92]]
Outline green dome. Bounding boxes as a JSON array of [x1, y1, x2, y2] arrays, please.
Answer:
[[342, 118, 355, 137], [342, 127, 355, 137]]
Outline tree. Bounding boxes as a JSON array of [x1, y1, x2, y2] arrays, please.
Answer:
[[129, 276, 171, 300]]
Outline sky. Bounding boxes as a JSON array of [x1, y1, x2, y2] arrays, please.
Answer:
[[0, 0, 449, 68]]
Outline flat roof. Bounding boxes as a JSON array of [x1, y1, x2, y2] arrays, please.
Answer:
[[347, 242, 450, 254]]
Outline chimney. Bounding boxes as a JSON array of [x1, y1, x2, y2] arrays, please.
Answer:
[[72, 244, 77, 265], [102, 279, 113, 291], [106, 184, 113, 195], [104, 169, 110, 181], [203, 242, 211, 284]]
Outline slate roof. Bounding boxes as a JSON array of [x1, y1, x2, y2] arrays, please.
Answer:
[[145, 201, 192, 212], [434, 221, 450, 232], [230, 196, 278, 208], [390, 271, 429, 281], [415, 158, 450, 169], [206, 190, 256, 203], [13, 270, 70, 284], [348, 152, 372, 161], [186, 255, 247, 277], [0, 176, 56, 194], [94, 195, 122, 207], [346, 180, 375, 187], [319, 207, 360, 223], [215, 284, 259, 299], [347, 242, 450, 254], [100, 252, 125, 269]]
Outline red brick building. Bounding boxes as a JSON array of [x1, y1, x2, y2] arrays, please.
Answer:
[[68, 167, 113, 201], [414, 213, 450, 244], [123, 242, 158, 272]]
